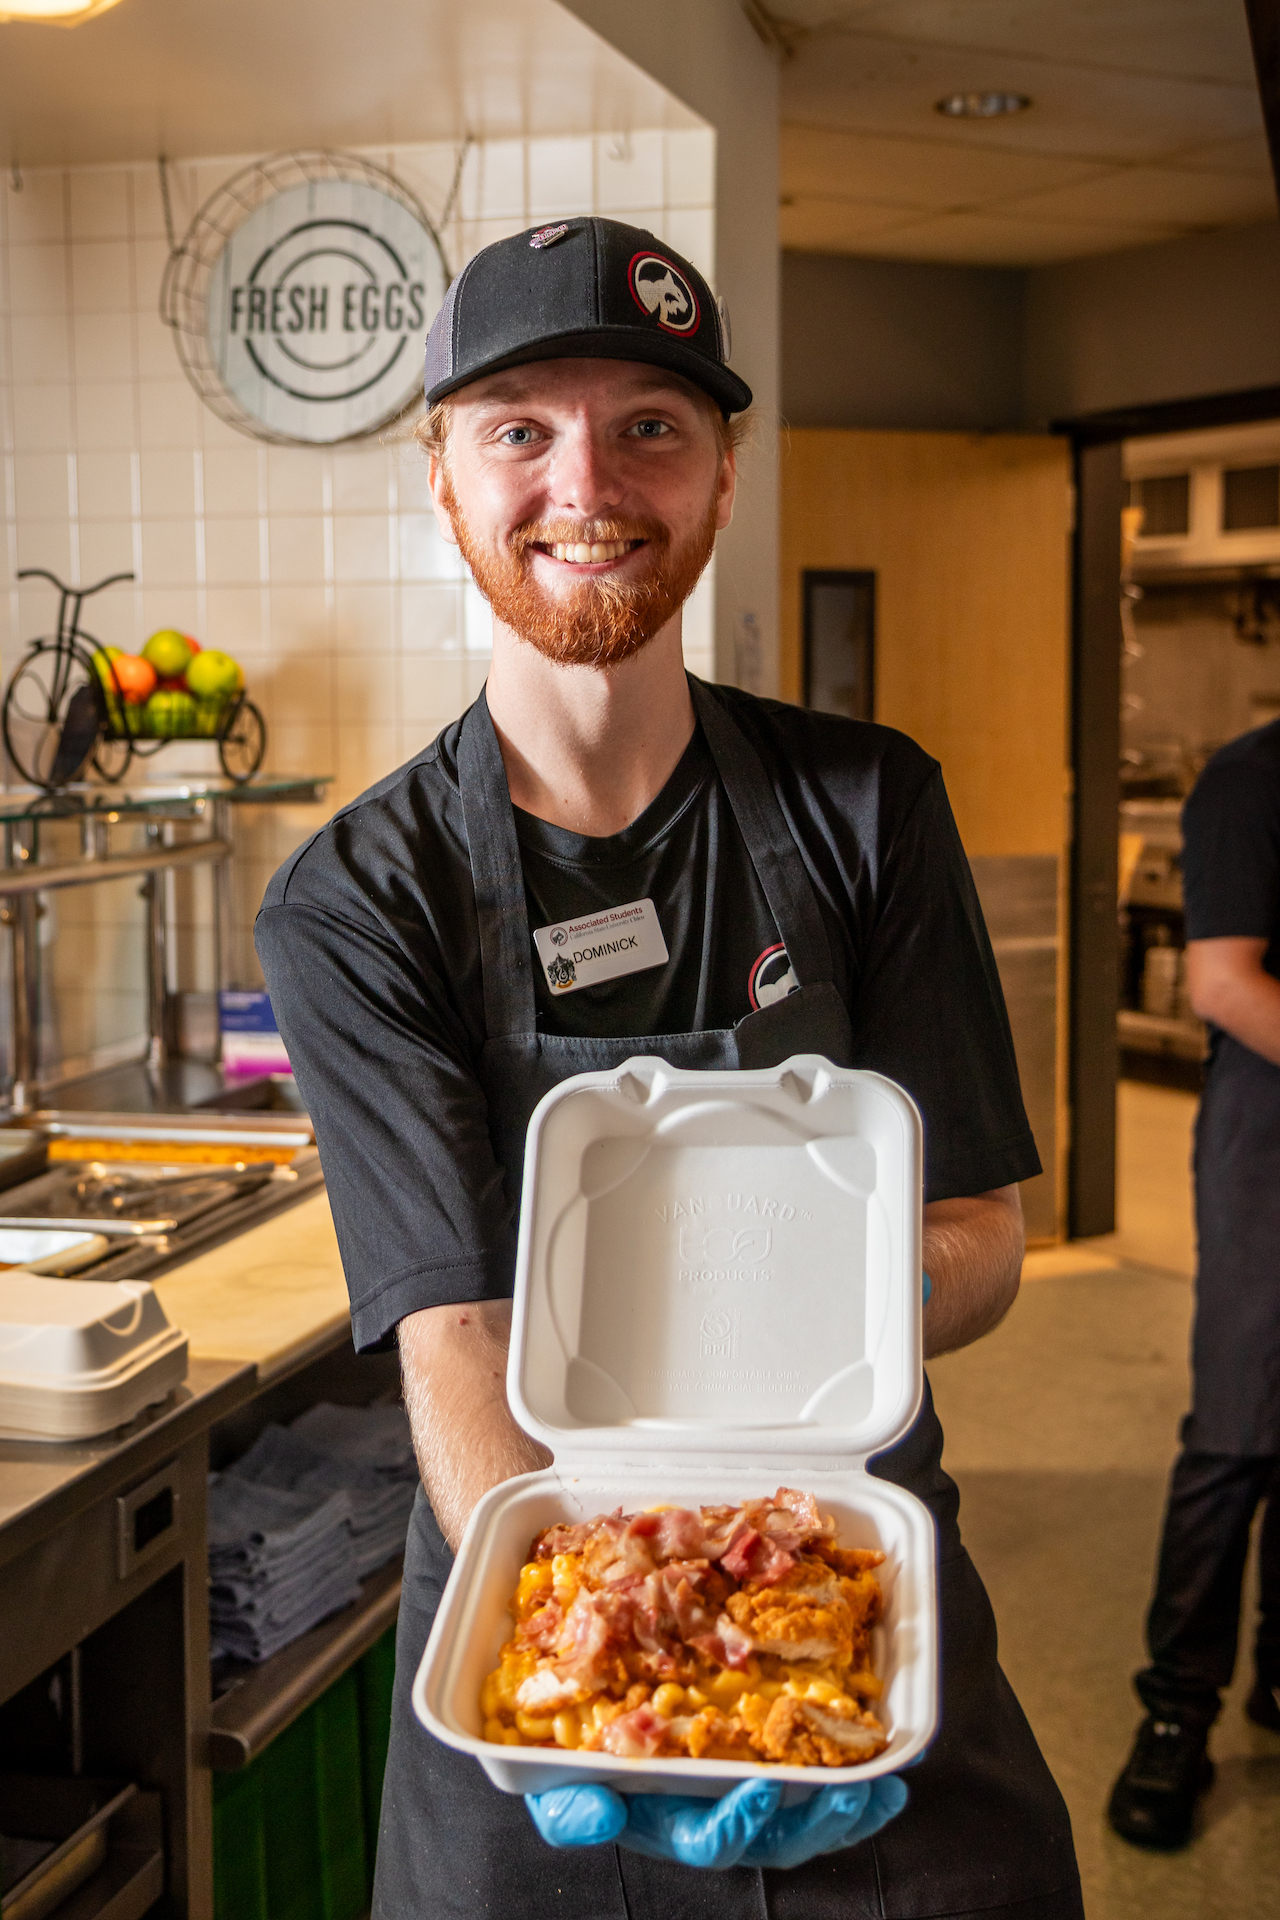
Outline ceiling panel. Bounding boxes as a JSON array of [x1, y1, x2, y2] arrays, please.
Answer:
[[777, 1, 1258, 89], [771, 0, 1271, 265], [1003, 165, 1277, 229], [779, 197, 933, 251], [780, 123, 1103, 208], [0, 0, 697, 170], [1171, 131, 1275, 176], [842, 206, 1182, 266], [782, 36, 1257, 163]]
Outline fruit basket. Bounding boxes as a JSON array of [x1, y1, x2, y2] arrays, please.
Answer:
[[3, 570, 267, 792]]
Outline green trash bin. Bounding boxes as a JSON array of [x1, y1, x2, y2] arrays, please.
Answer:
[[261, 1711, 325, 1920], [314, 1669, 369, 1920], [356, 1626, 397, 1892], [213, 1764, 269, 1920]]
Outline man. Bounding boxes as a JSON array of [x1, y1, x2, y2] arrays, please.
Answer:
[[1109, 717, 1280, 1850], [258, 219, 1083, 1918]]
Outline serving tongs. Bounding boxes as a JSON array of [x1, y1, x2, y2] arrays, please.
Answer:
[[0, 1163, 278, 1236]]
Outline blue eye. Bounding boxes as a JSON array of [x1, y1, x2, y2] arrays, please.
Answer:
[[502, 426, 537, 445]]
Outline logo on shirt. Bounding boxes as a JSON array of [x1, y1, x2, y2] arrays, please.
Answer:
[[748, 943, 798, 1011], [629, 252, 700, 334], [547, 954, 577, 990]]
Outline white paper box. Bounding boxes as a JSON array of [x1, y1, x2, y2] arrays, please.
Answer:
[[0, 1272, 188, 1441], [414, 1055, 938, 1796]]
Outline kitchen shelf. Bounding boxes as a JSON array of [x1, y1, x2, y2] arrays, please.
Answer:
[[47, 1834, 164, 1920], [1, 1784, 162, 1920], [209, 1558, 402, 1770], [1117, 1007, 1206, 1061]]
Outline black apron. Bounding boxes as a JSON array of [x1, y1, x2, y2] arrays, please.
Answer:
[[373, 680, 1082, 1920], [1187, 1035, 1280, 1457]]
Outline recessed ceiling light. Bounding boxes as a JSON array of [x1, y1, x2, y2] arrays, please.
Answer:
[[0, 0, 125, 22], [936, 92, 1032, 119]]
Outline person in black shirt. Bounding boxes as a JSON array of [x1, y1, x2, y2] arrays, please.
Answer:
[[1109, 718, 1280, 1850], [258, 220, 1083, 1919]]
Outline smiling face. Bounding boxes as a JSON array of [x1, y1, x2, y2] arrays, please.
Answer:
[[426, 358, 736, 668]]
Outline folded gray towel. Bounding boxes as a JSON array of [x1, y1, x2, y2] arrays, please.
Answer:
[[209, 1400, 418, 1663]]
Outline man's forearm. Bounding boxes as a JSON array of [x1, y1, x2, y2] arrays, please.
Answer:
[[922, 1184, 1024, 1359], [398, 1299, 551, 1552], [1186, 938, 1280, 1067]]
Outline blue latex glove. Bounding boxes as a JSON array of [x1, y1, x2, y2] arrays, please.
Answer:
[[525, 1773, 908, 1870]]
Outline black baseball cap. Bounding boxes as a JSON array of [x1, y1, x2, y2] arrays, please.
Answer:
[[423, 218, 752, 417]]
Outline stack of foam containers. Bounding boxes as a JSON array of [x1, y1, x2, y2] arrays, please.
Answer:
[[0, 1273, 187, 1441], [414, 1053, 938, 1800]]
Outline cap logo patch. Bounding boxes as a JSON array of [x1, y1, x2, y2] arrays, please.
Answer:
[[530, 224, 570, 249], [629, 252, 699, 334]]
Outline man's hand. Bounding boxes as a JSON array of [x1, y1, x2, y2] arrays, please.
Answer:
[[1186, 936, 1280, 1067], [398, 1300, 550, 1552], [922, 1184, 1023, 1359]]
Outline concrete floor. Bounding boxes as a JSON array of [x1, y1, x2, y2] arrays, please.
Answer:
[[929, 1081, 1280, 1919]]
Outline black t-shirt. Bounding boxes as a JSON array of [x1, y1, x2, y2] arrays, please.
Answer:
[[1182, 717, 1280, 1066], [256, 688, 1039, 1352]]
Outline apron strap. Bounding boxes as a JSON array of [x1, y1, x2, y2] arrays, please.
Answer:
[[457, 676, 837, 1038], [688, 677, 835, 988], [457, 690, 538, 1038]]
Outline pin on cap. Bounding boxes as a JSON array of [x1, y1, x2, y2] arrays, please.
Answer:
[[423, 217, 752, 417]]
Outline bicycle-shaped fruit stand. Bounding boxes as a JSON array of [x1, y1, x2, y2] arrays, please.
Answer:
[[3, 569, 266, 791]]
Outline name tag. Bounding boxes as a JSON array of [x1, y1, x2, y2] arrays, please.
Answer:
[[533, 898, 669, 995]]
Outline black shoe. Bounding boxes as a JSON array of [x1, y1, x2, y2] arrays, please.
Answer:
[[1107, 1715, 1214, 1850], [1245, 1677, 1280, 1732]]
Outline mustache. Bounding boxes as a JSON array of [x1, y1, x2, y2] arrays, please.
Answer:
[[509, 515, 669, 557]]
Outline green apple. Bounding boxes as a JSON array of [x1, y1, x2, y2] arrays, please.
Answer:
[[142, 629, 193, 678], [143, 689, 197, 737], [186, 649, 244, 699]]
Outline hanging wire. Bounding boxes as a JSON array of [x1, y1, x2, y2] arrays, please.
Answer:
[[435, 133, 475, 262], [157, 155, 177, 252]]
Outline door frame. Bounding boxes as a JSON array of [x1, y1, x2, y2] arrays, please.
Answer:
[[1054, 381, 1280, 1235]]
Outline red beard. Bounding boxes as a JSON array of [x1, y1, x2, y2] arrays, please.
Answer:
[[442, 474, 719, 669]]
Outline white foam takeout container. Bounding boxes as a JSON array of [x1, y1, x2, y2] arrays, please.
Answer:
[[0, 1271, 188, 1441], [414, 1054, 938, 1798]]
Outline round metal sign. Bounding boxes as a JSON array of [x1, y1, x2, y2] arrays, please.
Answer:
[[200, 172, 447, 444]]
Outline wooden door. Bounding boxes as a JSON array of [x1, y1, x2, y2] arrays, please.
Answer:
[[780, 430, 1073, 1240]]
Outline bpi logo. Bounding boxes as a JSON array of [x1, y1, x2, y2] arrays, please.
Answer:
[[700, 1309, 737, 1359], [629, 252, 700, 334]]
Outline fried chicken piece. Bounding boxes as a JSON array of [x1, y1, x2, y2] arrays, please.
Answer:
[[724, 1553, 855, 1664], [758, 1694, 888, 1768], [814, 1542, 887, 1579]]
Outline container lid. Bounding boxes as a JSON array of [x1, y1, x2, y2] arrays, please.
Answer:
[[508, 1055, 922, 1462], [0, 1272, 180, 1385]]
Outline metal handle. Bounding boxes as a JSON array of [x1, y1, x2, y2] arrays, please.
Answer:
[[117, 1462, 181, 1581]]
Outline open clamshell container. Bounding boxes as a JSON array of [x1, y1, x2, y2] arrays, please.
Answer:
[[414, 1054, 937, 1797]]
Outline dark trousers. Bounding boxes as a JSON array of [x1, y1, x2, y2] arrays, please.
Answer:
[[1135, 1446, 1280, 1731]]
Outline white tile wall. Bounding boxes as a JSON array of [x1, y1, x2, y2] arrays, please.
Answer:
[[0, 130, 716, 1080]]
